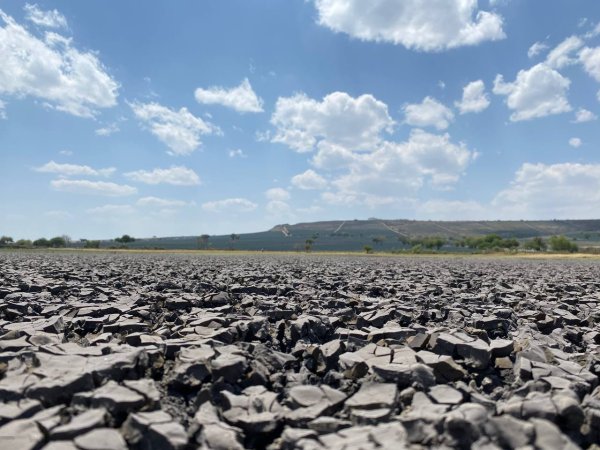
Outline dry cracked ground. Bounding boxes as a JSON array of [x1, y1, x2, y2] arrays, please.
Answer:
[[1, 252, 600, 450]]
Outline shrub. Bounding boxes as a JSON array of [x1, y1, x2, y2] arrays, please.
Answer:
[[364, 245, 373, 254], [458, 234, 519, 250], [115, 234, 135, 243], [523, 237, 547, 251], [33, 238, 50, 247], [549, 235, 578, 253], [84, 240, 101, 249], [48, 236, 67, 248]]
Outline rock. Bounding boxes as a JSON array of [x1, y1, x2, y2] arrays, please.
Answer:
[[428, 385, 463, 405], [74, 428, 127, 450], [371, 362, 435, 389], [485, 415, 534, 449], [416, 350, 467, 382], [456, 339, 491, 369], [0, 418, 45, 450], [345, 383, 397, 410], [50, 408, 107, 440], [73, 381, 146, 415], [193, 402, 244, 450], [211, 352, 247, 383]]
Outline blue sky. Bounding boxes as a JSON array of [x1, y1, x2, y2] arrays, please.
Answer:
[[1, 0, 600, 240]]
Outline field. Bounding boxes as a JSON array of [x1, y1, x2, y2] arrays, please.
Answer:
[[1, 250, 600, 449], [103, 218, 600, 252]]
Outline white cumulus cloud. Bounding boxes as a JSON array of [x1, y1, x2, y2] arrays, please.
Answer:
[[271, 91, 394, 152], [95, 123, 120, 137], [569, 137, 582, 148], [35, 161, 115, 177], [124, 166, 201, 186], [265, 187, 290, 202], [202, 198, 258, 213], [528, 41, 549, 59], [136, 197, 189, 208], [456, 80, 490, 114], [130, 101, 220, 155], [545, 36, 584, 69], [291, 169, 328, 190], [579, 46, 600, 82], [493, 163, 600, 219], [51, 179, 137, 196], [573, 108, 597, 123], [24, 3, 67, 29], [313, 0, 505, 52], [493, 63, 571, 121], [404, 97, 454, 129], [322, 129, 476, 206], [0, 99, 6, 119], [194, 78, 263, 113], [228, 149, 247, 158], [0, 10, 118, 117]]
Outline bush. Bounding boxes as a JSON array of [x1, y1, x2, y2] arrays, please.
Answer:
[[33, 238, 50, 247], [549, 235, 578, 253], [523, 237, 547, 251], [115, 234, 135, 243], [364, 245, 373, 254], [14, 239, 32, 247], [458, 234, 519, 250], [48, 236, 67, 248], [84, 240, 101, 249]]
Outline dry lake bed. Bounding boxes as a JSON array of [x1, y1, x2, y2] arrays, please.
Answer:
[[1, 251, 600, 449]]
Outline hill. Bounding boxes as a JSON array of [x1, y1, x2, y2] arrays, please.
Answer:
[[117, 218, 600, 252]]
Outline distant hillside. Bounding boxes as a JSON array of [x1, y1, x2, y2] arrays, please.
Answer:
[[115, 219, 600, 252]]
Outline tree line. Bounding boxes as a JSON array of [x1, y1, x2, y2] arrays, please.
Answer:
[[365, 233, 579, 253]]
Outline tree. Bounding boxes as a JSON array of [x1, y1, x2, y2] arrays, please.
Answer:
[[372, 236, 386, 246], [15, 239, 32, 247], [115, 234, 135, 243], [304, 239, 314, 252], [48, 236, 67, 248], [229, 233, 240, 249], [523, 237, 547, 251], [458, 234, 519, 251], [33, 238, 50, 247], [198, 234, 210, 250], [84, 240, 101, 249], [549, 235, 578, 253], [0, 236, 13, 246], [364, 245, 373, 254]]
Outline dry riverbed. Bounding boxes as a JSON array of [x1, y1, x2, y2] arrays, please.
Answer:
[[1, 251, 600, 449]]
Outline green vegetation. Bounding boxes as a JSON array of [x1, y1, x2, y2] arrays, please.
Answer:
[[372, 236, 386, 246], [457, 234, 519, 251], [304, 239, 314, 252], [549, 235, 578, 253], [84, 240, 101, 249], [115, 234, 135, 243], [523, 237, 547, 251], [411, 236, 446, 250], [198, 234, 210, 250], [33, 238, 50, 247], [3, 219, 599, 254], [31, 236, 67, 248], [364, 245, 373, 254]]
